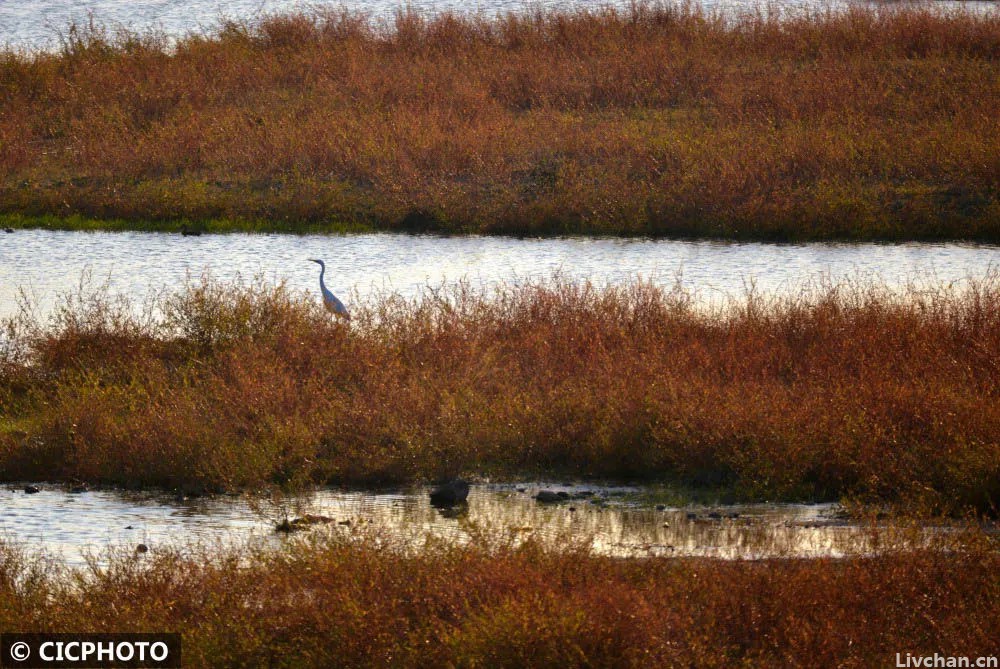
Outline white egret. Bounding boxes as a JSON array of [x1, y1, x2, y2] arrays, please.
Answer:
[[308, 259, 350, 321]]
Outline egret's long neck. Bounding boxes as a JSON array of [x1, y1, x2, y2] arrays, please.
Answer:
[[318, 262, 326, 288]]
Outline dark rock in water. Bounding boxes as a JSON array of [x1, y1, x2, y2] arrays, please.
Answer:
[[125, 525, 135, 530], [728, 512, 740, 519], [575, 490, 594, 498], [655, 504, 667, 511], [135, 544, 149, 553], [535, 490, 562, 504], [180, 225, 202, 236], [3, 228, 13, 233], [69, 483, 89, 493], [276, 514, 336, 532], [556, 491, 570, 499], [24, 485, 40, 494], [516, 487, 526, 493], [429, 479, 470, 507], [685, 512, 698, 520], [708, 511, 723, 520]]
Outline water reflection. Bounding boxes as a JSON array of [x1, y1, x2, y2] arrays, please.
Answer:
[[0, 482, 891, 566]]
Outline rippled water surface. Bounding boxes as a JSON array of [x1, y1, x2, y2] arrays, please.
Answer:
[[1, 483, 880, 565], [2, 0, 996, 49], [1, 231, 998, 319]]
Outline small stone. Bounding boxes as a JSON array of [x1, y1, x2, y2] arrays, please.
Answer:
[[535, 490, 562, 503], [135, 544, 149, 553]]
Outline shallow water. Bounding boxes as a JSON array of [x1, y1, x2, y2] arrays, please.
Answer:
[[1, 230, 998, 320], [2, 0, 996, 50], [1, 482, 881, 566]]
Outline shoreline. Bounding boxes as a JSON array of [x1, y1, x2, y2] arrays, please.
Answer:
[[6, 212, 1000, 242]]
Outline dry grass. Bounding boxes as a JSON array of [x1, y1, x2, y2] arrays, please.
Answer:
[[1, 3, 998, 238], [0, 531, 996, 667], [1, 274, 998, 513]]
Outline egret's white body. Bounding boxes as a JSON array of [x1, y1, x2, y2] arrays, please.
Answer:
[[308, 259, 350, 320]]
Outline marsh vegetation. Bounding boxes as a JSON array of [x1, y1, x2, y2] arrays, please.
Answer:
[[1, 3, 998, 238], [2, 276, 998, 514]]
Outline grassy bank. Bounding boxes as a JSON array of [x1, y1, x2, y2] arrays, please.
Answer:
[[2, 277, 999, 512], [1, 532, 997, 667], [1, 4, 998, 239]]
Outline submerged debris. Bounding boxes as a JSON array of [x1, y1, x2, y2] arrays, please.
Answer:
[[275, 514, 337, 533]]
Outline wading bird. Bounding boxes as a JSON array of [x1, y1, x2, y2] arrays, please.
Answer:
[[308, 258, 350, 321]]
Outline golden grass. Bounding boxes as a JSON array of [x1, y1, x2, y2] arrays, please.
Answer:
[[1, 275, 998, 512], [1, 3, 998, 238], [0, 531, 997, 667]]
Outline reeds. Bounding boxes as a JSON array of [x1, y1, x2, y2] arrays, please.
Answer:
[[0, 530, 996, 667], [1, 274, 998, 512], [1, 3, 998, 238]]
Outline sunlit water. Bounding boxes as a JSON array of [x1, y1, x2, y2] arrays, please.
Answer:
[[1, 482, 885, 566], [2, 0, 996, 50], [1, 230, 998, 320]]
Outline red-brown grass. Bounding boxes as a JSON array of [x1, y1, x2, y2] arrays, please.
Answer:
[[1, 274, 999, 513], [0, 531, 997, 667], [1, 3, 998, 238]]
